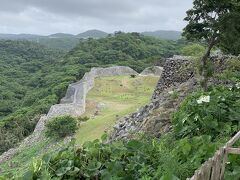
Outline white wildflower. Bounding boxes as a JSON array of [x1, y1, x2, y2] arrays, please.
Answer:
[[202, 96, 210, 102], [194, 115, 199, 121], [168, 91, 174, 95], [197, 95, 210, 104], [182, 117, 187, 123], [236, 83, 240, 89]]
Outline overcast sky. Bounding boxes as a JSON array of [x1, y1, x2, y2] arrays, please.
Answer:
[[0, 0, 193, 35]]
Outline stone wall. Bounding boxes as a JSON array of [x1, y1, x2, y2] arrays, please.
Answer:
[[0, 66, 138, 164], [48, 66, 138, 118], [152, 56, 194, 100], [140, 66, 163, 77]]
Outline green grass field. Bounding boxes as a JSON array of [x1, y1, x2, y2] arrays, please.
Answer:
[[75, 75, 159, 144]]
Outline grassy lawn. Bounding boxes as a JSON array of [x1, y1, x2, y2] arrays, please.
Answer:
[[75, 75, 159, 144], [0, 138, 68, 176]]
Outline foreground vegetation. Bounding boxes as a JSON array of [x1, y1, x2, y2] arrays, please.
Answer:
[[3, 81, 238, 179]]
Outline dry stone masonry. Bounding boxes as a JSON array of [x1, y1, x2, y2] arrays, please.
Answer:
[[0, 66, 138, 164], [152, 56, 194, 100]]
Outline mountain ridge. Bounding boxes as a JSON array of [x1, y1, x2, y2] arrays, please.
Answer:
[[0, 29, 182, 41]]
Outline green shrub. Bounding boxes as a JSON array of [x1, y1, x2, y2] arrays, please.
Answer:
[[77, 116, 89, 122], [13, 134, 222, 180], [181, 43, 206, 57], [226, 57, 240, 72], [45, 116, 78, 138], [172, 86, 240, 138], [215, 57, 240, 82], [130, 74, 136, 78]]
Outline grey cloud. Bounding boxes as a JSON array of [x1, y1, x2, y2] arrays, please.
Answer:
[[0, 0, 193, 34]]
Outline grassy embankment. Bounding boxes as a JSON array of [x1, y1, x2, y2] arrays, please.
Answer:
[[75, 75, 159, 144]]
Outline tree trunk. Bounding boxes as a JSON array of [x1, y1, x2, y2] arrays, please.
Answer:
[[200, 39, 216, 91]]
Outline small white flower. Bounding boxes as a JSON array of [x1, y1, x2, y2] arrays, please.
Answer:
[[236, 83, 240, 89], [194, 115, 199, 121], [202, 96, 210, 103], [197, 95, 210, 104], [168, 91, 174, 95], [197, 99, 203, 104], [182, 117, 187, 123]]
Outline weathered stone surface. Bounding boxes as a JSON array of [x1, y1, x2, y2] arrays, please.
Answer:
[[140, 66, 163, 77], [152, 55, 194, 100]]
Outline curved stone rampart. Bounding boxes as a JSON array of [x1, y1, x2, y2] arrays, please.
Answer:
[[0, 66, 138, 163], [49, 66, 137, 118]]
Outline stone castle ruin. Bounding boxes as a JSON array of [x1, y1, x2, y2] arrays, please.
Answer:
[[0, 66, 138, 163], [47, 66, 138, 118], [0, 62, 180, 163]]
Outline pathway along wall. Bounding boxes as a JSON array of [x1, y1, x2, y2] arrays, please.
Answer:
[[0, 66, 138, 164]]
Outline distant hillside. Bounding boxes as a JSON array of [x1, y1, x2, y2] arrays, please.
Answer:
[[0, 33, 43, 40], [0, 30, 109, 51], [142, 30, 182, 40], [48, 33, 75, 38], [76, 29, 108, 39], [0, 33, 78, 51], [0, 30, 182, 50]]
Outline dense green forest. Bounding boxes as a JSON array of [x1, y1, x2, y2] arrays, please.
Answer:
[[0, 30, 183, 51], [0, 33, 182, 154], [66, 32, 182, 72]]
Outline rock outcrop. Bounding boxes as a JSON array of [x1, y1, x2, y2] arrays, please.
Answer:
[[109, 55, 238, 141], [140, 66, 163, 77], [0, 66, 138, 163]]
